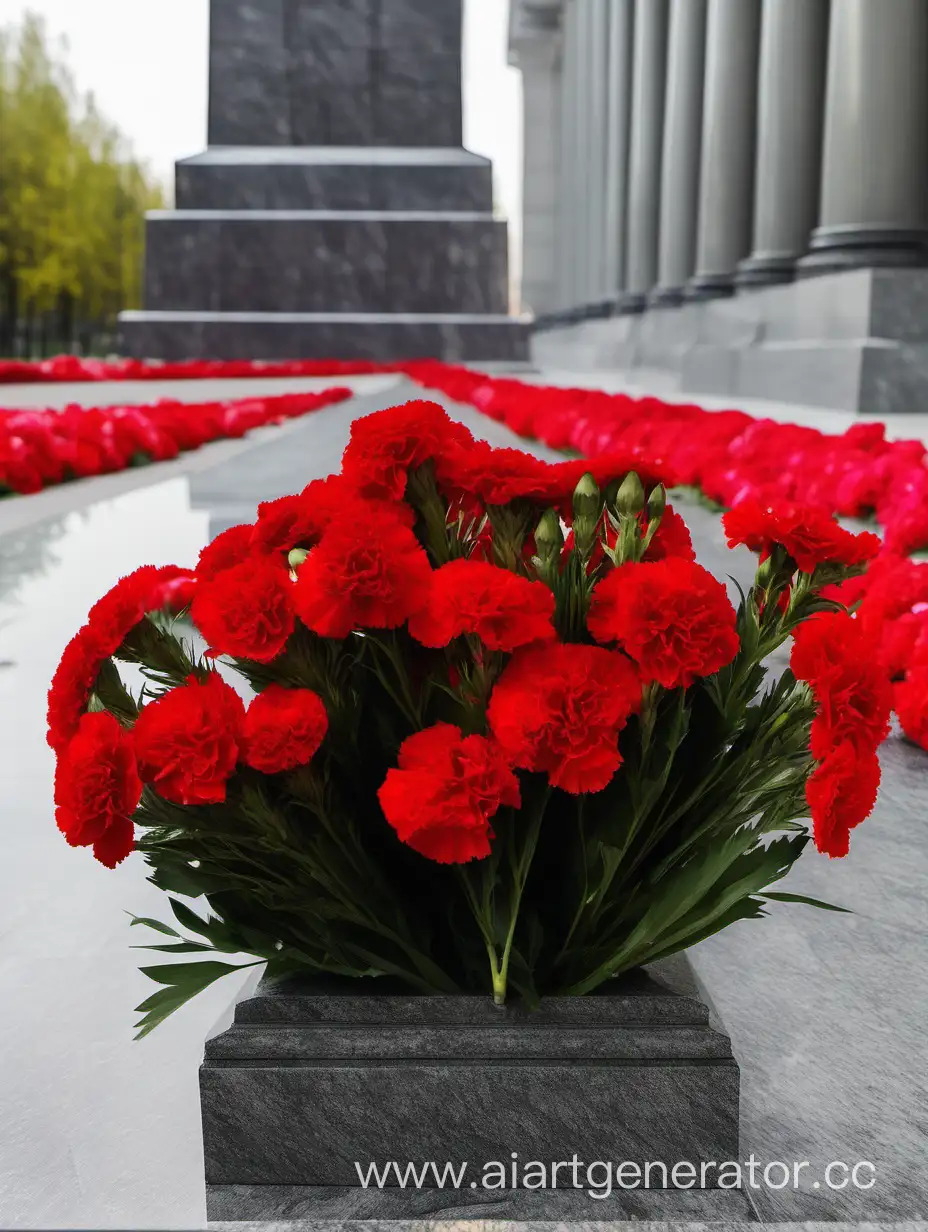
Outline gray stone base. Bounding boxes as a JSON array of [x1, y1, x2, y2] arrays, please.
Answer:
[[118, 311, 530, 363], [200, 956, 751, 1222], [175, 147, 494, 213], [141, 211, 509, 315], [533, 267, 928, 415]]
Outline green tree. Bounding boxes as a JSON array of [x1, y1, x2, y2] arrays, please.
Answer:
[[0, 11, 165, 356]]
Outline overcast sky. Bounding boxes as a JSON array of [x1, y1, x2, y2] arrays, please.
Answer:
[[0, 0, 523, 236]]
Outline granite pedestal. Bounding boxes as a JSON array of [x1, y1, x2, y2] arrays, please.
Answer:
[[200, 955, 754, 1222], [119, 0, 527, 363]]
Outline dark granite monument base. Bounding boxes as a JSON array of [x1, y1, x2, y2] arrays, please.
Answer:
[[531, 267, 928, 415], [139, 211, 510, 315], [118, 312, 530, 363], [175, 147, 494, 213], [200, 955, 753, 1222], [121, 0, 523, 364]]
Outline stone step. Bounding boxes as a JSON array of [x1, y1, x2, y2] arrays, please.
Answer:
[[175, 146, 494, 212], [142, 210, 509, 315], [118, 310, 530, 363]]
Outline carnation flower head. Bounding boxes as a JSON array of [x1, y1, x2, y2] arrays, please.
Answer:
[[408, 558, 556, 652], [722, 500, 880, 574], [133, 672, 245, 806], [251, 475, 353, 556], [488, 643, 641, 794], [895, 667, 928, 750], [436, 441, 562, 506], [790, 612, 892, 757], [642, 506, 696, 563], [196, 525, 255, 581], [341, 400, 475, 501], [47, 564, 193, 753], [292, 514, 433, 639], [192, 555, 295, 663], [54, 711, 142, 868], [806, 742, 881, 858], [378, 723, 520, 864], [242, 685, 329, 774], [588, 559, 739, 690]]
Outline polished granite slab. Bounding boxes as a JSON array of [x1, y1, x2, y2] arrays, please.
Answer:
[[1, 378, 926, 1227], [119, 313, 531, 364], [175, 148, 494, 213], [142, 212, 508, 315]]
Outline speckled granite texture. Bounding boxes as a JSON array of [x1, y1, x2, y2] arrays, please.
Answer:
[[119, 0, 526, 362], [201, 955, 752, 1222]]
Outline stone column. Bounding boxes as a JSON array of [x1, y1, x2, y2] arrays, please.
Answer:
[[736, 0, 829, 287], [686, 0, 762, 299], [602, 0, 635, 302], [650, 0, 707, 306], [512, 3, 563, 316], [620, 0, 670, 313], [584, 0, 611, 308], [556, 0, 580, 308], [800, 0, 928, 273]]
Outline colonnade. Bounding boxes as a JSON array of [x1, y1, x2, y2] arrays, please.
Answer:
[[512, 0, 928, 318]]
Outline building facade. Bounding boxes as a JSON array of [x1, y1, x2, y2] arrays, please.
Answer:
[[510, 0, 928, 414]]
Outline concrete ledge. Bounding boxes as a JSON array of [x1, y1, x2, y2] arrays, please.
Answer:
[[532, 268, 928, 414], [119, 312, 530, 363]]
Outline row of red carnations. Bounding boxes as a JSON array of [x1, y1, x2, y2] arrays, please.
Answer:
[[0, 387, 352, 495]]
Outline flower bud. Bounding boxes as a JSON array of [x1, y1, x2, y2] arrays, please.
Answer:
[[534, 507, 564, 561], [647, 483, 667, 524], [754, 554, 776, 590], [616, 472, 646, 518], [288, 548, 309, 570], [572, 473, 601, 522]]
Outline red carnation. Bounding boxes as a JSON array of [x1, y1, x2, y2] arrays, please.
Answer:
[[133, 672, 245, 805], [54, 712, 142, 868], [342, 400, 475, 501], [251, 475, 348, 555], [806, 742, 881, 859], [588, 559, 739, 690], [488, 643, 641, 794], [895, 668, 928, 750], [643, 506, 696, 563], [192, 555, 295, 663], [722, 500, 880, 573], [437, 442, 560, 506], [408, 559, 556, 651], [47, 564, 193, 752], [197, 524, 255, 581], [242, 685, 328, 773], [790, 612, 892, 757], [292, 516, 433, 639], [378, 724, 520, 864]]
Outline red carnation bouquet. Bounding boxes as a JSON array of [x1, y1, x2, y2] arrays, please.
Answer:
[[48, 401, 888, 1036]]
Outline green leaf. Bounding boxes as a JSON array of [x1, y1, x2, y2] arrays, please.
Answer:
[[168, 898, 216, 940], [764, 891, 851, 914], [130, 941, 216, 954], [127, 914, 180, 938], [138, 959, 252, 988], [133, 959, 263, 1039]]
